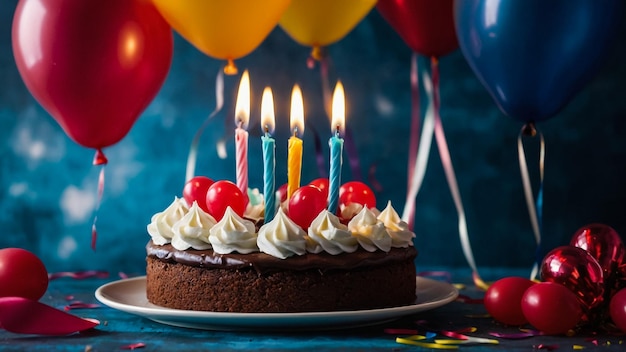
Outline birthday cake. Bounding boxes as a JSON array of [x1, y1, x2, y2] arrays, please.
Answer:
[[145, 182, 417, 313]]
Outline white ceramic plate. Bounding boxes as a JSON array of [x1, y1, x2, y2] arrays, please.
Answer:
[[95, 276, 458, 331]]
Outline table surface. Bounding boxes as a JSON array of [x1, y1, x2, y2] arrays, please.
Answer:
[[1, 267, 624, 351]]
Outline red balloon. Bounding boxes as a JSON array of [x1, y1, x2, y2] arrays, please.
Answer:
[[12, 0, 173, 157], [288, 185, 327, 230], [610, 288, 626, 333], [309, 178, 329, 200], [183, 176, 214, 212], [521, 282, 583, 335], [0, 248, 49, 301], [377, 0, 458, 57], [570, 223, 625, 280], [339, 181, 377, 210], [484, 277, 535, 326], [206, 181, 246, 220], [541, 246, 605, 312]]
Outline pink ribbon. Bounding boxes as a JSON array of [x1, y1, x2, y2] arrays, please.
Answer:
[[0, 297, 98, 335]]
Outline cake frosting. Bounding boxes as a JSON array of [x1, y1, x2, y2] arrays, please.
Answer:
[[147, 196, 414, 258], [209, 207, 257, 254], [257, 208, 307, 259]]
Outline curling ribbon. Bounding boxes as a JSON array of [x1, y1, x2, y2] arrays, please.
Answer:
[[185, 69, 225, 181], [90, 164, 105, 251], [405, 52, 420, 231], [517, 124, 545, 280], [430, 57, 487, 290]]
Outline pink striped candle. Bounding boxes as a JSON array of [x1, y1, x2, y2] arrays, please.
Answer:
[[234, 70, 250, 205]]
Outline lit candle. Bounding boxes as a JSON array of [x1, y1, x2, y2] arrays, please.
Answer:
[[327, 81, 345, 214], [235, 70, 250, 205], [261, 87, 276, 223], [287, 84, 305, 199]]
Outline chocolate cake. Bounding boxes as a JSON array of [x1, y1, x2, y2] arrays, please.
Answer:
[[146, 196, 417, 313], [146, 242, 417, 312]]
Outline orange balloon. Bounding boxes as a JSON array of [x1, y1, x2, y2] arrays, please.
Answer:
[[152, 0, 291, 74]]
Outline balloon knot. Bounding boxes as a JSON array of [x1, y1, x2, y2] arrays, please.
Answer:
[[311, 46, 326, 61], [522, 122, 537, 137], [223, 59, 238, 75], [93, 149, 108, 166]]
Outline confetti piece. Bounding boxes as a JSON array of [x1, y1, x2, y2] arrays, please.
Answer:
[[465, 313, 491, 318], [64, 301, 101, 311], [384, 328, 419, 335], [48, 271, 109, 280], [456, 294, 484, 304], [534, 344, 559, 350], [396, 337, 458, 349], [489, 332, 536, 339], [121, 343, 146, 350], [573, 345, 585, 350], [118, 272, 129, 279]]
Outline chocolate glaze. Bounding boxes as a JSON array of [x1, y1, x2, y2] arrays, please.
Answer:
[[146, 241, 417, 273]]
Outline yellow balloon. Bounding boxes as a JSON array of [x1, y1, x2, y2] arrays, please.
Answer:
[[152, 0, 291, 74], [279, 0, 376, 59]]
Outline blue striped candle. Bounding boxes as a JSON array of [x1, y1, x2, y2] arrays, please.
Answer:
[[327, 132, 343, 214], [262, 134, 276, 223]]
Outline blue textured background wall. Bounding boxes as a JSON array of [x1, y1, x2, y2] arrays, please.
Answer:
[[2, 1, 626, 274]]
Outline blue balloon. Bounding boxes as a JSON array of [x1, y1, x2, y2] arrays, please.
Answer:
[[454, 0, 623, 123]]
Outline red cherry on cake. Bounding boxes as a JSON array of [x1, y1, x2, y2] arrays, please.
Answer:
[[206, 180, 246, 220], [288, 185, 327, 230], [309, 178, 329, 200], [276, 183, 288, 204], [0, 248, 49, 300], [339, 181, 376, 209], [183, 176, 214, 211]]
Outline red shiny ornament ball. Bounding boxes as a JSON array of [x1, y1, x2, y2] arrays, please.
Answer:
[[484, 277, 535, 325], [541, 245, 605, 311], [182, 176, 214, 211], [205, 180, 246, 220], [610, 288, 626, 333], [570, 223, 625, 279], [522, 282, 583, 335], [288, 185, 327, 230], [339, 181, 377, 209], [0, 248, 49, 300], [276, 183, 288, 204]]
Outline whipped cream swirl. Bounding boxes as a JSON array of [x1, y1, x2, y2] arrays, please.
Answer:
[[377, 201, 415, 248], [209, 207, 258, 254], [147, 197, 189, 245], [257, 208, 307, 259], [307, 210, 358, 255], [348, 207, 392, 252], [170, 202, 217, 251]]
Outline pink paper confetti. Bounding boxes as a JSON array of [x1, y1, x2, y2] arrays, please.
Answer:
[[48, 270, 109, 280], [118, 272, 129, 279], [121, 342, 146, 350], [489, 331, 536, 339], [0, 297, 98, 335], [64, 301, 101, 311], [534, 344, 559, 350]]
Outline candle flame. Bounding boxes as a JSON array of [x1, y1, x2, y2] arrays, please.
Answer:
[[290, 84, 305, 136], [261, 87, 275, 135], [331, 81, 345, 135], [235, 70, 250, 129]]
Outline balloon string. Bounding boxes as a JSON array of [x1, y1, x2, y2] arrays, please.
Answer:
[[404, 53, 421, 230], [402, 66, 434, 227], [430, 57, 487, 290], [319, 56, 362, 181], [517, 125, 545, 280], [185, 68, 225, 181], [90, 165, 105, 251]]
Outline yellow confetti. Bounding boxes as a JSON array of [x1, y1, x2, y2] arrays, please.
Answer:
[[396, 338, 459, 349], [573, 345, 585, 350]]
